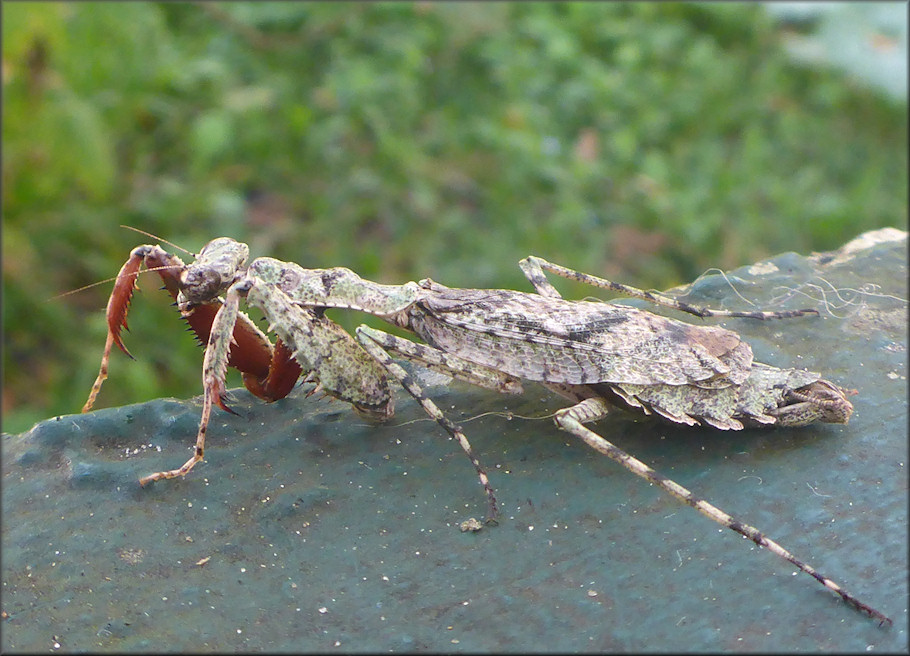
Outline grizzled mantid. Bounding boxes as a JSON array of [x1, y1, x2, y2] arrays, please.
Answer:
[[82, 234, 889, 625]]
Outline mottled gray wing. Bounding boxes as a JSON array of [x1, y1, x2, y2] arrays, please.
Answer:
[[410, 287, 752, 387]]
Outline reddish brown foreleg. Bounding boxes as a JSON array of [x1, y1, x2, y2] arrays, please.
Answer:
[[143, 248, 302, 403], [83, 245, 302, 414], [82, 247, 153, 412]]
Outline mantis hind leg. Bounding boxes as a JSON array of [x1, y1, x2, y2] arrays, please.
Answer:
[[553, 396, 889, 625], [519, 256, 817, 320]]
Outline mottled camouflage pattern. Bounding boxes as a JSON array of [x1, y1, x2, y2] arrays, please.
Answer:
[[83, 237, 884, 625], [249, 257, 419, 317], [244, 277, 393, 421], [228, 259, 852, 429], [604, 364, 834, 430], [408, 284, 753, 387], [167, 239, 853, 434]]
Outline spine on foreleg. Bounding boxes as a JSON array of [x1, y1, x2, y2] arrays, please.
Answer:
[[245, 278, 393, 420]]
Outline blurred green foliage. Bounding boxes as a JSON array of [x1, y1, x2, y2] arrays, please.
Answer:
[[3, 2, 906, 434]]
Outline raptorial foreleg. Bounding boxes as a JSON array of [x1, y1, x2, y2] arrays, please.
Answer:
[[83, 246, 176, 412], [244, 279, 394, 421], [138, 282, 243, 485], [82, 243, 301, 413]]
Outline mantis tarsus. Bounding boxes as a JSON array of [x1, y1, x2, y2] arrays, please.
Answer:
[[82, 236, 888, 625]]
